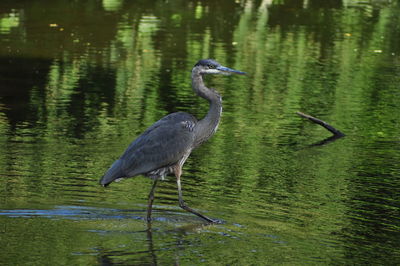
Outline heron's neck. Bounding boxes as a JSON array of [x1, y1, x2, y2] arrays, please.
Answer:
[[192, 69, 222, 147]]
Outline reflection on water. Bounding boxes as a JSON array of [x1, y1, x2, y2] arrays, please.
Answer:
[[1, 0, 400, 265]]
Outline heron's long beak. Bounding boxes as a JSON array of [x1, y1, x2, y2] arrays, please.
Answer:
[[217, 66, 246, 75]]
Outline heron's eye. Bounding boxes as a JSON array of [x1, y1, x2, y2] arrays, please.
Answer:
[[207, 64, 215, 69]]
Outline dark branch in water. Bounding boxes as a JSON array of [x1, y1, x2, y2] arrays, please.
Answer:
[[297, 111, 345, 146]]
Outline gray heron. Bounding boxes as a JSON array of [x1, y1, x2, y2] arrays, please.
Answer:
[[100, 59, 246, 223]]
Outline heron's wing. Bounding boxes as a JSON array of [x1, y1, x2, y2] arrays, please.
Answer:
[[120, 112, 197, 177]]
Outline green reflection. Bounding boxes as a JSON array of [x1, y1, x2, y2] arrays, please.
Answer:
[[0, 12, 19, 33], [0, 0, 399, 265], [102, 0, 123, 12]]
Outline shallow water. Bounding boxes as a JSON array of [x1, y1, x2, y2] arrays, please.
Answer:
[[1, 0, 400, 265]]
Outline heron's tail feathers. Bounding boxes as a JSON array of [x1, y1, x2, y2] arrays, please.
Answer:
[[99, 159, 125, 187]]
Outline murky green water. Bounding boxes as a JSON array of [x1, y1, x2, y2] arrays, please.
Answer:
[[1, 0, 399, 265]]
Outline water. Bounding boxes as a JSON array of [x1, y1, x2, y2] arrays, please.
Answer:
[[1, 0, 399, 265]]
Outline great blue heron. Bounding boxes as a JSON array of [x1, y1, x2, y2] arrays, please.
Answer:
[[100, 59, 246, 223]]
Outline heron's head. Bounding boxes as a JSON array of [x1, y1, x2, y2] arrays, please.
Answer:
[[194, 59, 246, 76]]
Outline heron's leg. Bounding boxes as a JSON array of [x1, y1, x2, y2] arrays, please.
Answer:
[[147, 179, 158, 222], [175, 167, 218, 223]]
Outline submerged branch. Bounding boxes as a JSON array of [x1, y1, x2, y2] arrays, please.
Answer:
[[296, 111, 345, 142]]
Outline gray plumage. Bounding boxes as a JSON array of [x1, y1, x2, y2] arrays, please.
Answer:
[[100, 59, 245, 223], [101, 112, 196, 183]]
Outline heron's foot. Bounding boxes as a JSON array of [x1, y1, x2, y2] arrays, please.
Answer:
[[207, 218, 224, 224], [198, 215, 221, 224], [178, 200, 221, 224], [146, 215, 154, 223], [146, 210, 154, 223]]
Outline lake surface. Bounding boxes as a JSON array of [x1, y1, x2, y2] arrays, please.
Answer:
[[1, 0, 399, 265]]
